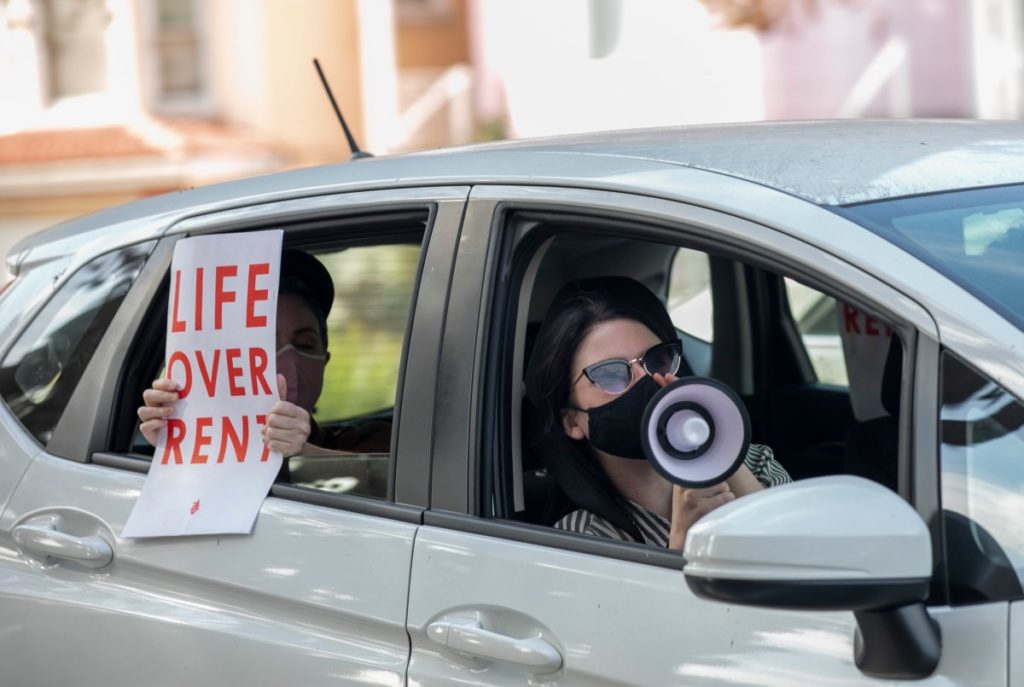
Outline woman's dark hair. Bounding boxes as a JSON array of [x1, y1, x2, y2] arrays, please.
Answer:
[[524, 276, 680, 540]]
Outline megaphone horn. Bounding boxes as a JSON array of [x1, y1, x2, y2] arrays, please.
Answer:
[[641, 377, 751, 488]]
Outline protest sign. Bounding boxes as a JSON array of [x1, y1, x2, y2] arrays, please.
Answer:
[[123, 229, 284, 537], [837, 302, 894, 421]]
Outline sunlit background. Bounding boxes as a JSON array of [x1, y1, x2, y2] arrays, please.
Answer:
[[2, 0, 1021, 280], [2, 0, 1023, 492]]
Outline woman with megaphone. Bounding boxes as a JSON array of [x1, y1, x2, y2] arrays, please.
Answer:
[[524, 277, 790, 549]]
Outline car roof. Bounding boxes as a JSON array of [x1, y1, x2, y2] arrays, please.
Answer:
[[13, 119, 1024, 272], [460, 119, 1024, 206]]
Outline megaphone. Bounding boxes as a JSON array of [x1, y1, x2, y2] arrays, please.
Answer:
[[641, 377, 751, 488]]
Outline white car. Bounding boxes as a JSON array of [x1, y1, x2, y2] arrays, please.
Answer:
[[1, 119, 1023, 686]]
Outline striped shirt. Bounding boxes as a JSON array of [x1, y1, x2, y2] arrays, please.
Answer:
[[554, 444, 791, 548]]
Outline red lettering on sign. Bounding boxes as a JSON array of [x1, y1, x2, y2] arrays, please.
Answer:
[[219, 415, 250, 463], [195, 349, 221, 396], [865, 316, 880, 336], [225, 348, 245, 396], [166, 351, 192, 399], [246, 262, 270, 328], [161, 418, 186, 464], [194, 267, 204, 331], [191, 416, 213, 464], [843, 304, 860, 334], [159, 414, 278, 465], [249, 347, 271, 395], [171, 270, 186, 333], [214, 265, 238, 330]]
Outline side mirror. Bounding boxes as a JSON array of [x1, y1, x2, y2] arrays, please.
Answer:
[[683, 475, 941, 680]]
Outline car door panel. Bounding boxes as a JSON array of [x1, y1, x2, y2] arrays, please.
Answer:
[[0, 409, 41, 519], [0, 186, 473, 687], [406, 526, 1007, 686], [1012, 602, 1024, 687], [405, 185, 1008, 686], [0, 451, 416, 687]]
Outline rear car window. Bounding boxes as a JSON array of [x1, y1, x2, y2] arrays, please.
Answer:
[[0, 242, 154, 445]]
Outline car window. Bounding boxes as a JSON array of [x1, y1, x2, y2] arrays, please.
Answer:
[[939, 352, 1024, 604], [784, 278, 848, 386], [667, 246, 712, 343], [291, 244, 420, 498], [0, 242, 154, 445], [125, 221, 426, 502], [843, 183, 1024, 330], [504, 221, 901, 547], [315, 244, 420, 423]]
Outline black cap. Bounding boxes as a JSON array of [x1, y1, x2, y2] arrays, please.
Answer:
[[280, 249, 334, 319]]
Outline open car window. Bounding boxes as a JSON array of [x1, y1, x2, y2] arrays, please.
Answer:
[[119, 215, 427, 502], [491, 218, 907, 555]]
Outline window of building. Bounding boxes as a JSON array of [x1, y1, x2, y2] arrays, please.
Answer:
[[39, 0, 110, 101], [152, 0, 203, 101]]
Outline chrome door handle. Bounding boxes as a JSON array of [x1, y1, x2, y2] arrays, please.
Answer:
[[12, 522, 113, 569], [427, 618, 562, 673]]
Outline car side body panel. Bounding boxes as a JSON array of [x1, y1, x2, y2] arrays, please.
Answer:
[[1012, 601, 1024, 687], [0, 452, 416, 687], [0, 186, 474, 686], [406, 526, 1007, 686]]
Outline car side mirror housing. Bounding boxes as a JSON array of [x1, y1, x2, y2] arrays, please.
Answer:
[[683, 475, 940, 679]]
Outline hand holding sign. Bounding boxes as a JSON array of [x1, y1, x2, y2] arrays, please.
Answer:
[[263, 374, 313, 458], [123, 230, 285, 538], [138, 378, 181, 446]]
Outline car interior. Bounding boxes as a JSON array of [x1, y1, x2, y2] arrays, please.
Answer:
[[501, 222, 901, 528]]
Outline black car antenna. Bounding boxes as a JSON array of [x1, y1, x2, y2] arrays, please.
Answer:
[[313, 57, 372, 160]]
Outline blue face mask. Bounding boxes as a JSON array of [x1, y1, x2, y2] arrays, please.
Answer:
[[583, 375, 660, 460]]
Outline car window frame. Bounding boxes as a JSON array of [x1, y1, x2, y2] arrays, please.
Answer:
[[44, 186, 470, 517], [425, 184, 942, 572]]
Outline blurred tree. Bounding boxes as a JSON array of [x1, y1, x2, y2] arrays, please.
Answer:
[[316, 245, 421, 420]]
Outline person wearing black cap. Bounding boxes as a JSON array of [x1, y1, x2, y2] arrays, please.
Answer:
[[524, 276, 790, 550], [138, 249, 390, 470]]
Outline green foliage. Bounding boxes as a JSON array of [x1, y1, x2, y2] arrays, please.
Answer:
[[313, 245, 420, 422]]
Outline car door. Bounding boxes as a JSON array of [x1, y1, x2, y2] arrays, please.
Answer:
[[0, 255, 71, 523], [0, 187, 468, 686], [404, 185, 1009, 686]]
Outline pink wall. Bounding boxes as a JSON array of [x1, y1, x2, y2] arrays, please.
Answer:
[[761, 0, 972, 119]]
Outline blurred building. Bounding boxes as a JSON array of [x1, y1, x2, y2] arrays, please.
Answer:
[[471, 0, 1023, 138], [0, 0, 473, 280], [2, 0, 1021, 282]]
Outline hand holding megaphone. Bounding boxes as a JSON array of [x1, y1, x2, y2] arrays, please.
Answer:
[[641, 376, 751, 488]]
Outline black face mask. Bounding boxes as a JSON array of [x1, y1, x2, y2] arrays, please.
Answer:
[[583, 375, 660, 460]]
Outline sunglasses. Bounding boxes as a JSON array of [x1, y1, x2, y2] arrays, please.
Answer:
[[572, 340, 683, 395]]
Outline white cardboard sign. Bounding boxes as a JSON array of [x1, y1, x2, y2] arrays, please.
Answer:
[[123, 230, 284, 538], [837, 302, 894, 421]]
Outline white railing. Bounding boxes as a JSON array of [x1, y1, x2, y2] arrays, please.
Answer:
[[836, 36, 910, 118], [395, 63, 474, 151]]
